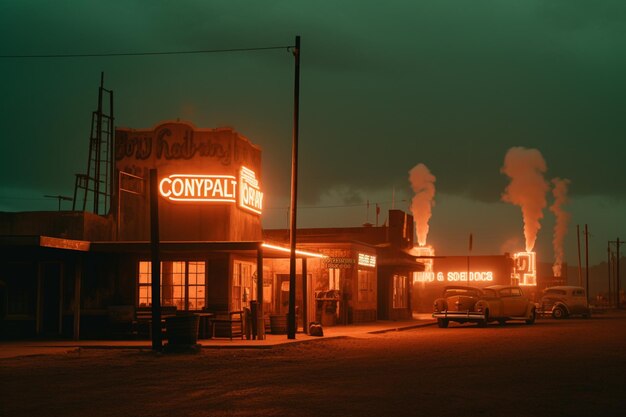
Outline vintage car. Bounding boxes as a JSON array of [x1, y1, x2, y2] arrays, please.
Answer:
[[433, 285, 536, 327], [537, 286, 591, 319], [432, 285, 485, 328]]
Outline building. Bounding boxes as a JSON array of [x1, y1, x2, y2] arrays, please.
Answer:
[[0, 120, 427, 340], [0, 121, 319, 339], [265, 210, 425, 323]]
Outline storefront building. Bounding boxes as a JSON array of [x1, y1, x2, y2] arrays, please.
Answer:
[[265, 209, 424, 324], [0, 121, 427, 339], [0, 121, 320, 339]]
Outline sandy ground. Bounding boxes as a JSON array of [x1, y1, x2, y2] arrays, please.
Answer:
[[1, 314, 625, 417]]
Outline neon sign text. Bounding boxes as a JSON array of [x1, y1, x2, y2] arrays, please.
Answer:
[[239, 167, 263, 214], [159, 174, 237, 202], [513, 251, 536, 286], [358, 253, 376, 267], [415, 271, 494, 283]]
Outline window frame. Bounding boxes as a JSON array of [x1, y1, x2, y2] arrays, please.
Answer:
[[137, 260, 207, 311]]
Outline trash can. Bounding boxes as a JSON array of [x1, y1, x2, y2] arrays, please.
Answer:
[[165, 313, 200, 346]]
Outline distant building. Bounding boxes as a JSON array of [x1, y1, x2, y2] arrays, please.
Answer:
[[265, 210, 425, 323]]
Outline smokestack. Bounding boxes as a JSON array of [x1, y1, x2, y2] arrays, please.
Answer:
[[408, 163, 436, 247], [500, 147, 549, 252], [550, 178, 571, 277]]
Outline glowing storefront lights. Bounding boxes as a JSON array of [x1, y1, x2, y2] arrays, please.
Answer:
[[261, 243, 326, 259], [358, 253, 376, 267], [239, 166, 263, 214], [415, 271, 494, 283], [513, 251, 537, 286], [158, 167, 264, 215], [159, 174, 237, 202]]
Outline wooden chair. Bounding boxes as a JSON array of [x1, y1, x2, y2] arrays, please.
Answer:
[[211, 311, 244, 340]]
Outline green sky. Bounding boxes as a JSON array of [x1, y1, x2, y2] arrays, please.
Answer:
[[1, 1, 625, 266]]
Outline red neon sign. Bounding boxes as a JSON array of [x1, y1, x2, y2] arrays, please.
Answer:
[[159, 174, 237, 202], [158, 168, 264, 215], [239, 166, 263, 214]]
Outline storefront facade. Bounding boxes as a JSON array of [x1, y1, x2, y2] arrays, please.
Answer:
[[0, 121, 426, 339], [265, 209, 424, 324], [0, 121, 318, 339]]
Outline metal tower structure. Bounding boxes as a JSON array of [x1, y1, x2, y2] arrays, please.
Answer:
[[73, 72, 114, 215]]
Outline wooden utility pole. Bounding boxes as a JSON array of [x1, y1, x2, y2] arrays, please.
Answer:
[[617, 238, 621, 308], [288, 35, 301, 339], [256, 246, 265, 340], [576, 224, 583, 287], [149, 169, 162, 351], [606, 242, 613, 306], [585, 224, 589, 302]]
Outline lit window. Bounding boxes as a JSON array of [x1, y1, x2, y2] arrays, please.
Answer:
[[137, 261, 206, 310], [329, 268, 341, 291]]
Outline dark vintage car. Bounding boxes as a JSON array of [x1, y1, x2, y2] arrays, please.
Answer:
[[433, 285, 536, 328], [537, 286, 591, 319], [432, 285, 484, 328]]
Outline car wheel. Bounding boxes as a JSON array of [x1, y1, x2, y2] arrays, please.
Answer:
[[437, 319, 449, 328], [525, 308, 536, 325], [552, 306, 568, 319]]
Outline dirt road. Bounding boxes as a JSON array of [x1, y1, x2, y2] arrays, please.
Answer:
[[2, 314, 625, 417]]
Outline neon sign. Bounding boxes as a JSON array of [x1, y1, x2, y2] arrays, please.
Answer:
[[513, 251, 536, 286], [159, 174, 237, 202], [415, 271, 494, 283], [358, 253, 376, 267], [158, 167, 264, 215], [239, 166, 263, 214]]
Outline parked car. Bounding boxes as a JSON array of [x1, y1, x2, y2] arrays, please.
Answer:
[[537, 286, 591, 319], [433, 285, 536, 327], [432, 285, 485, 328]]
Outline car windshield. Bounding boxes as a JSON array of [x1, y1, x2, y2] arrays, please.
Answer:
[[444, 288, 481, 297]]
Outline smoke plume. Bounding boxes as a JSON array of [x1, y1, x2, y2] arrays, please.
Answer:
[[408, 163, 436, 246], [500, 147, 549, 252], [550, 178, 571, 277]]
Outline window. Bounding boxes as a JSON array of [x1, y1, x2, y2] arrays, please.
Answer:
[[187, 262, 206, 310], [358, 269, 375, 302], [138, 261, 206, 310], [510, 288, 522, 297], [329, 268, 341, 291], [392, 274, 407, 308], [499, 288, 512, 297]]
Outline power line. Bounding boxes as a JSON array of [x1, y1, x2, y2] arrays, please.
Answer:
[[0, 45, 293, 59], [265, 199, 409, 210]]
